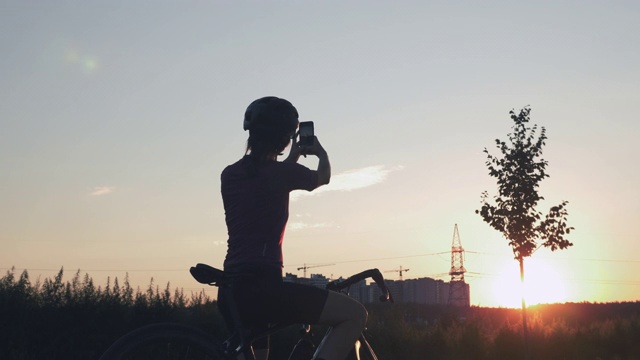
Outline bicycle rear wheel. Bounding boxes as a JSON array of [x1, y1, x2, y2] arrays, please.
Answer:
[[99, 322, 224, 360]]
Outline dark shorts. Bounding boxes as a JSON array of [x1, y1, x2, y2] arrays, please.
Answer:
[[217, 264, 329, 337]]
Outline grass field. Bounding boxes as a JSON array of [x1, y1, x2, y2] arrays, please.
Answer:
[[2, 268, 639, 359]]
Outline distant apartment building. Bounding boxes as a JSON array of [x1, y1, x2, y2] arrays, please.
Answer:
[[284, 273, 330, 288], [383, 278, 463, 305], [402, 277, 441, 304], [285, 272, 470, 306]]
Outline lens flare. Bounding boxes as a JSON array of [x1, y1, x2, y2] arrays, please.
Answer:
[[64, 47, 99, 74]]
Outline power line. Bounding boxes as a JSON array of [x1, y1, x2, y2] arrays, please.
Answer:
[[465, 251, 640, 263], [464, 272, 640, 286], [3, 250, 640, 274], [288, 251, 450, 267], [0, 268, 186, 272]]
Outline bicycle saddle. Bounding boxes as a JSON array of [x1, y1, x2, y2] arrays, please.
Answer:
[[190, 263, 225, 286]]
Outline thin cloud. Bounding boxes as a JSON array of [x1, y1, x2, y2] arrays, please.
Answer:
[[291, 165, 403, 201], [90, 186, 115, 196], [288, 222, 334, 231]]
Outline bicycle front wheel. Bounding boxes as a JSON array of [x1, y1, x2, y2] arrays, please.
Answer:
[[99, 322, 224, 360]]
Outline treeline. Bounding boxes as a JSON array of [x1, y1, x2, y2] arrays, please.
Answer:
[[0, 267, 225, 359], [2, 268, 640, 359]]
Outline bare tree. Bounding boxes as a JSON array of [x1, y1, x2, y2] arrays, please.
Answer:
[[477, 107, 574, 355]]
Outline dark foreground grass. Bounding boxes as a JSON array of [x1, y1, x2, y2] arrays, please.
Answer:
[[2, 268, 639, 359]]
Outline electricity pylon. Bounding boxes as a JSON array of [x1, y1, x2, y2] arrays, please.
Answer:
[[448, 224, 470, 306]]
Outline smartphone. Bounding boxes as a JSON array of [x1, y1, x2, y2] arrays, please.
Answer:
[[298, 121, 314, 146]]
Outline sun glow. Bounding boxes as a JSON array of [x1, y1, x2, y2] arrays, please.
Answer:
[[492, 258, 568, 308]]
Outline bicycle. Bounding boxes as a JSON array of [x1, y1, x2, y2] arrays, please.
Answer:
[[100, 263, 394, 360]]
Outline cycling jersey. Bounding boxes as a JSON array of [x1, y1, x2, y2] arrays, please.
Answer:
[[221, 155, 318, 270]]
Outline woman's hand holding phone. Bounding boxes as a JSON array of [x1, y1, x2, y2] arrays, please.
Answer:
[[301, 136, 326, 157]]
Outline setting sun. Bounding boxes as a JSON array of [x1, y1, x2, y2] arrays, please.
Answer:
[[492, 258, 569, 308]]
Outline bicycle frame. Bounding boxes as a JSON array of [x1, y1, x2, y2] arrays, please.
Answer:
[[356, 333, 379, 360], [221, 323, 379, 360]]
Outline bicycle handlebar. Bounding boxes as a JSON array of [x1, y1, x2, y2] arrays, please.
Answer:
[[325, 269, 394, 303], [191, 263, 394, 303]]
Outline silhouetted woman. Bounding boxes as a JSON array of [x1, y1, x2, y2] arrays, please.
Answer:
[[218, 96, 367, 360]]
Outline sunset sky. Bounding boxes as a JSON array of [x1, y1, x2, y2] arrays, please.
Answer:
[[2, 1, 639, 308]]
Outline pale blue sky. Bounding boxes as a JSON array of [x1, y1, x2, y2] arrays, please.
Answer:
[[1, 1, 639, 306]]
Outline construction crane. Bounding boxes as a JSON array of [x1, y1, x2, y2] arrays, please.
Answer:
[[385, 266, 410, 281], [297, 263, 334, 278]]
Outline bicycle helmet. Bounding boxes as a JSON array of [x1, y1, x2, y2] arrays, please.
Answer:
[[243, 96, 299, 134]]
